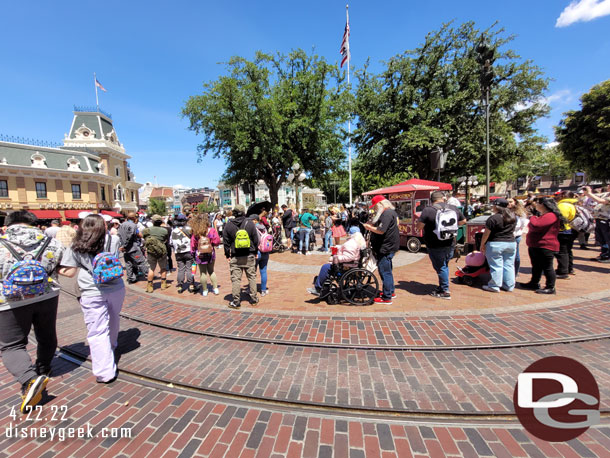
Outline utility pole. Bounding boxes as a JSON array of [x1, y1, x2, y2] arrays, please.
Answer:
[[476, 37, 495, 204]]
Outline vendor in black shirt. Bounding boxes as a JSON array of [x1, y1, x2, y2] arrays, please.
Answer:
[[479, 198, 517, 293], [363, 195, 400, 304]]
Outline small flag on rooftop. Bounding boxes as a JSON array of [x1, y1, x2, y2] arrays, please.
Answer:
[[95, 78, 107, 92], [340, 12, 350, 68]]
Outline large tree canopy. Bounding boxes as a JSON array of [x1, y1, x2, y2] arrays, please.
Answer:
[[182, 50, 352, 206], [352, 21, 550, 185], [555, 80, 610, 180]]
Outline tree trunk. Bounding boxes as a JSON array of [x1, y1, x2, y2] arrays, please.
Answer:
[[266, 178, 280, 208]]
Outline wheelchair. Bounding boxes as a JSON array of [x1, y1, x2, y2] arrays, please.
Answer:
[[314, 248, 379, 306]]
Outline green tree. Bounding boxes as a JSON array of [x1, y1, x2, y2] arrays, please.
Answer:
[[495, 141, 572, 191], [555, 80, 610, 180], [147, 198, 167, 216], [183, 49, 352, 206], [352, 21, 549, 184], [197, 202, 219, 214]]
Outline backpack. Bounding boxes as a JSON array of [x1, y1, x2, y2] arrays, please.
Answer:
[[256, 227, 273, 253], [0, 236, 52, 300], [233, 220, 251, 250], [197, 235, 213, 254], [570, 205, 594, 233], [90, 236, 124, 285], [144, 232, 167, 258], [433, 204, 459, 241]]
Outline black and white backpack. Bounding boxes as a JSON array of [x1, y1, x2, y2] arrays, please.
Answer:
[[433, 205, 459, 241], [570, 205, 594, 233]]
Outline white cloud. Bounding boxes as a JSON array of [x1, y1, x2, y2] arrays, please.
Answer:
[[541, 89, 574, 106], [545, 141, 559, 149], [556, 0, 610, 27]]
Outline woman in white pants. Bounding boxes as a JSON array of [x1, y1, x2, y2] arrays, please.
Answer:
[[59, 215, 125, 383]]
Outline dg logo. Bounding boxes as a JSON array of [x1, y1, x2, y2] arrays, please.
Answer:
[[513, 356, 600, 441]]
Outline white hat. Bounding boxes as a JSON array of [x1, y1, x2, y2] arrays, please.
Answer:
[[101, 214, 113, 222]]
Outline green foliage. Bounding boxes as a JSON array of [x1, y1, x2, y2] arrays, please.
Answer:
[[197, 202, 219, 214], [555, 80, 610, 180], [352, 21, 550, 184], [495, 142, 572, 190], [147, 198, 167, 216], [182, 49, 352, 206]]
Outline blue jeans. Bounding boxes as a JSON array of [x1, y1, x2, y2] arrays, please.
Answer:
[[315, 263, 333, 289], [323, 229, 333, 252], [299, 228, 310, 253], [485, 241, 516, 291], [377, 252, 395, 299], [514, 236, 521, 276], [427, 246, 454, 292], [257, 251, 269, 292]]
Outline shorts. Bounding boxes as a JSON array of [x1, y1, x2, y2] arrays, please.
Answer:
[[147, 254, 168, 272], [284, 227, 294, 238]]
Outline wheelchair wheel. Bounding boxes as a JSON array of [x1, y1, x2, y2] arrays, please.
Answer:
[[320, 282, 340, 305], [339, 268, 379, 306]]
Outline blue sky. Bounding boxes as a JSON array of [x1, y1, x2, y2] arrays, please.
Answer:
[[1, 0, 609, 188]]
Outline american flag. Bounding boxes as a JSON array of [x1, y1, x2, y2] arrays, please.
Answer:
[[340, 19, 350, 68], [95, 78, 107, 92]]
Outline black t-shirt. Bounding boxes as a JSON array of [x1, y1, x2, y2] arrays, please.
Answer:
[[418, 203, 465, 248], [371, 209, 400, 256], [281, 209, 295, 229], [485, 213, 516, 243]]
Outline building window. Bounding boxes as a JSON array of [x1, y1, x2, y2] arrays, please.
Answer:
[[35, 182, 47, 199], [72, 184, 81, 199], [101, 186, 106, 201], [575, 173, 584, 183], [131, 191, 135, 202], [0, 180, 8, 198], [115, 167, 120, 177], [113, 188, 117, 200]]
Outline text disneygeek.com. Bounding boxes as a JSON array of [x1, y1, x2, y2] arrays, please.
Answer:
[[5, 423, 132, 441]]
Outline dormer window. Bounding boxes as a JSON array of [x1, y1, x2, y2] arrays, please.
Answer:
[[74, 124, 95, 139], [115, 166, 121, 177], [67, 157, 81, 171], [31, 153, 47, 168]]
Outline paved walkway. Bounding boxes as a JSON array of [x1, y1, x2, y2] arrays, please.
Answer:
[[1, 240, 610, 456]]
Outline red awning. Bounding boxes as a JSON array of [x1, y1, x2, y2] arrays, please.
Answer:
[[101, 210, 123, 218], [30, 210, 62, 219], [363, 179, 453, 196], [64, 210, 84, 219]]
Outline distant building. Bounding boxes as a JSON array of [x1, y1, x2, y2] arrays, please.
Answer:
[[182, 187, 218, 210], [0, 106, 141, 221], [148, 187, 174, 213]]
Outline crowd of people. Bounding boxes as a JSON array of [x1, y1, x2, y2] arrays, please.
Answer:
[[1, 183, 608, 414]]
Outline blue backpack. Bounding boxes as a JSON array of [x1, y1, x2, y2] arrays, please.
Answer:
[[89, 236, 123, 285], [0, 237, 52, 300]]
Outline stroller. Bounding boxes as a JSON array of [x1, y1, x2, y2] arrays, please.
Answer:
[[455, 251, 489, 286], [272, 224, 286, 253], [291, 227, 317, 253]]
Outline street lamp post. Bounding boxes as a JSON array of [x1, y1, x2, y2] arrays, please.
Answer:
[[476, 37, 495, 204], [287, 162, 306, 212]]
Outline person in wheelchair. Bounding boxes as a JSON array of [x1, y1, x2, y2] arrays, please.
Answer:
[[307, 226, 367, 296]]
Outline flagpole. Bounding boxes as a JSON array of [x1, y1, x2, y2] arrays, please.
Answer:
[[346, 4, 352, 206], [94, 72, 99, 109]]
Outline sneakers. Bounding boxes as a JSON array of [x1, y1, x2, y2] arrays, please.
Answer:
[[228, 301, 241, 309], [307, 287, 320, 296], [378, 292, 396, 298], [96, 370, 118, 384], [202, 289, 208, 296], [260, 290, 268, 297], [536, 287, 556, 295], [556, 274, 570, 280], [176, 285, 184, 294], [161, 280, 170, 290], [598, 258, 610, 264], [250, 297, 259, 307], [20, 375, 49, 413], [429, 290, 451, 300], [145, 282, 154, 293], [482, 285, 500, 293], [213, 288, 220, 295], [374, 297, 393, 305]]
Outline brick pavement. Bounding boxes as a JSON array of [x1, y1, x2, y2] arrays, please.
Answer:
[[1, 354, 609, 457], [119, 292, 610, 348]]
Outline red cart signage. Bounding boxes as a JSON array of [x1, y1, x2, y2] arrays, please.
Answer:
[[363, 179, 453, 252]]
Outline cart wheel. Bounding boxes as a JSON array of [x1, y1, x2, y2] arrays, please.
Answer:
[[278, 245, 286, 253], [463, 276, 474, 286], [406, 237, 421, 253], [339, 268, 379, 306]]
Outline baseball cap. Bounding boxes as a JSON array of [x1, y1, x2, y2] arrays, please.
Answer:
[[151, 214, 163, 222], [369, 195, 386, 208], [492, 198, 509, 208], [233, 204, 246, 214]]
